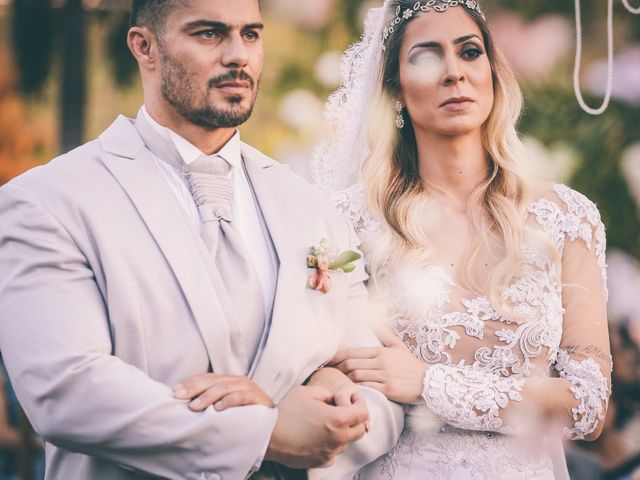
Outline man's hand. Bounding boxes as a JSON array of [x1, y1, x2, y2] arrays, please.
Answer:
[[306, 367, 361, 407], [173, 373, 274, 412], [265, 385, 369, 469]]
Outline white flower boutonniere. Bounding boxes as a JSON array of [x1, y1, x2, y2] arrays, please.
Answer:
[[306, 239, 361, 294]]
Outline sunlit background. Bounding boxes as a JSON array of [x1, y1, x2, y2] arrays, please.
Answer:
[[0, 0, 639, 478]]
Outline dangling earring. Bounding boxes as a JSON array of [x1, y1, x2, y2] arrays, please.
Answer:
[[395, 101, 405, 129]]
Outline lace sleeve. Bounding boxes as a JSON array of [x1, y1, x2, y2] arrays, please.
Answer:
[[421, 185, 611, 439], [550, 184, 611, 439]]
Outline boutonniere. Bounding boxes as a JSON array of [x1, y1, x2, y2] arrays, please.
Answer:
[[306, 239, 362, 294]]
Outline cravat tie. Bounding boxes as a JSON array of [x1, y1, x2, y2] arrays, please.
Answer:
[[185, 155, 265, 372], [134, 111, 265, 373]]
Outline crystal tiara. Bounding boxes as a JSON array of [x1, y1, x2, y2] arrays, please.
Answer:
[[382, 0, 486, 45]]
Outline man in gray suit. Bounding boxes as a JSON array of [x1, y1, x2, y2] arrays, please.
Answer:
[[0, 0, 403, 478]]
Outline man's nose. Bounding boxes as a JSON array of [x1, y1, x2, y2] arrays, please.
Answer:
[[221, 34, 250, 68]]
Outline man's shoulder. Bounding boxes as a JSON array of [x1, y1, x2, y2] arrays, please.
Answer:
[[4, 115, 136, 197], [5, 140, 101, 190], [241, 141, 352, 231], [241, 142, 337, 208]]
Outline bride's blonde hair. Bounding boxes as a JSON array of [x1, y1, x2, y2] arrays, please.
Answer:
[[365, 1, 545, 310]]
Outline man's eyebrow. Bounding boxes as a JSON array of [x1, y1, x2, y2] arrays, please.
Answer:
[[183, 20, 265, 31]]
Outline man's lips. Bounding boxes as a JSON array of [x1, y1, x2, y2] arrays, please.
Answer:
[[213, 81, 252, 94]]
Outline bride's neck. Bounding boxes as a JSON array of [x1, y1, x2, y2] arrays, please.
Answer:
[[415, 129, 488, 205]]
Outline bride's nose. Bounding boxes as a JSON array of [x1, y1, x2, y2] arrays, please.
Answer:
[[442, 55, 465, 86]]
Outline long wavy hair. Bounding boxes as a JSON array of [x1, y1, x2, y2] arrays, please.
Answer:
[[364, 1, 549, 310]]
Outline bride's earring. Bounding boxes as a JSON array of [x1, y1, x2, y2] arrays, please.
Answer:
[[395, 101, 405, 129]]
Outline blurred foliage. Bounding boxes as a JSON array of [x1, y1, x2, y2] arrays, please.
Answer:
[[521, 83, 640, 258], [0, 0, 638, 260], [106, 12, 138, 88], [10, 0, 54, 95]]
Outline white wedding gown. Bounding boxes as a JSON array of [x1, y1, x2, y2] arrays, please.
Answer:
[[333, 183, 611, 480]]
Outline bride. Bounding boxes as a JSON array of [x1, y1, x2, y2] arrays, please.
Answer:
[[313, 0, 612, 478]]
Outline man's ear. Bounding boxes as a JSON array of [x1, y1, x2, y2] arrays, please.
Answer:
[[127, 26, 159, 69]]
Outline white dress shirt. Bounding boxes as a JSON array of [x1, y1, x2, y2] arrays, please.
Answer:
[[141, 106, 278, 371]]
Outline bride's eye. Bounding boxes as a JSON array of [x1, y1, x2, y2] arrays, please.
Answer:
[[461, 45, 484, 60], [409, 50, 442, 66]]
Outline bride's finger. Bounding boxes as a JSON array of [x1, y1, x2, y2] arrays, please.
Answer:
[[330, 347, 383, 365], [334, 358, 379, 374], [376, 324, 403, 348], [346, 369, 385, 384]]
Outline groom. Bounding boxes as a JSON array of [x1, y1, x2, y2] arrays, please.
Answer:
[[0, 0, 402, 478]]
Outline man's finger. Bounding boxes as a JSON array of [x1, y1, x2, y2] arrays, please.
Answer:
[[188, 382, 250, 411], [214, 390, 271, 411], [173, 373, 243, 399], [303, 385, 336, 405]]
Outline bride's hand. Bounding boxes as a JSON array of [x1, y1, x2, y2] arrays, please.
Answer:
[[330, 330, 427, 405], [173, 373, 274, 412]]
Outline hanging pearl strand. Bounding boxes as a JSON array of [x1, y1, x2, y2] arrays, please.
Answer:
[[573, 0, 640, 115]]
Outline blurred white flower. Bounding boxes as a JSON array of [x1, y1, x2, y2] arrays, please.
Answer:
[[522, 137, 578, 183], [622, 142, 640, 208], [585, 46, 640, 105], [314, 51, 343, 88], [274, 143, 315, 179], [490, 13, 573, 81], [263, 0, 338, 29], [279, 89, 325, 133]]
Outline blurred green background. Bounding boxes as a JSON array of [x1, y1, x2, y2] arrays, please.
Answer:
[[0, 0, 639, 263]]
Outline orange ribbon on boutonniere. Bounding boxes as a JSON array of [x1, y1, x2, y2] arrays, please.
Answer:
[[306, 239, 362, 294]]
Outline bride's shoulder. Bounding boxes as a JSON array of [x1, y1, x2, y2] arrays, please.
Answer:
[[527, 182, 602, 218], [526, 182, 605, 251], [326, 183, 381, 238]]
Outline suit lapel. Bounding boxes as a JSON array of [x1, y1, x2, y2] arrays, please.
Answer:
[[97, 115, 244, 375], [242, 145, 342, 401]]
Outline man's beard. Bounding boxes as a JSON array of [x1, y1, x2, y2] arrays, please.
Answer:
[[159, 49, 258, 130]]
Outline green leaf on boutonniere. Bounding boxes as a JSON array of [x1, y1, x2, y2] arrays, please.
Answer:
[[329, 250, 362, 272]]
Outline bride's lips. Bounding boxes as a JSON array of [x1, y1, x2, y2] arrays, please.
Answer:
[[439, 96, 475, 112]]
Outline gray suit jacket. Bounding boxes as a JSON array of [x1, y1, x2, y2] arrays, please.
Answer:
[[0, 115, 403, 480]]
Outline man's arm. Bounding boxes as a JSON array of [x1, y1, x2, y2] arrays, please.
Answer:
[[0, 183, 277, 479], [307, 223, 404, 479]]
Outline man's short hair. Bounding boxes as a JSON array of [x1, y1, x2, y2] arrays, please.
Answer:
[[129, 0, 186, 33], [129, 0, 261, 35]]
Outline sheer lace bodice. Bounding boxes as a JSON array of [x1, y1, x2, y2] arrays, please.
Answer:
[[334, 183, 611, 480]]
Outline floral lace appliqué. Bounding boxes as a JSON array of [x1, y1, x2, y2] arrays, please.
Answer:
[[422, 364, 525, 432], [555, 349, 610, 440]]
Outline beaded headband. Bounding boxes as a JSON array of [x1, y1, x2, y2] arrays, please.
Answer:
[[382, 0, 486, 46]]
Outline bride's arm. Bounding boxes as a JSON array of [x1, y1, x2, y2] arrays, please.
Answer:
[[335, 192, 612, 441], [421, 208, 610, 440]]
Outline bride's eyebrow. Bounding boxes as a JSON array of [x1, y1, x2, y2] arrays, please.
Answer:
[[408, 33, 481, 55]]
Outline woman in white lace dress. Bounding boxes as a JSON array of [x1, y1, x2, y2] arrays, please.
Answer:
[[313, 1, 612, 479]]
